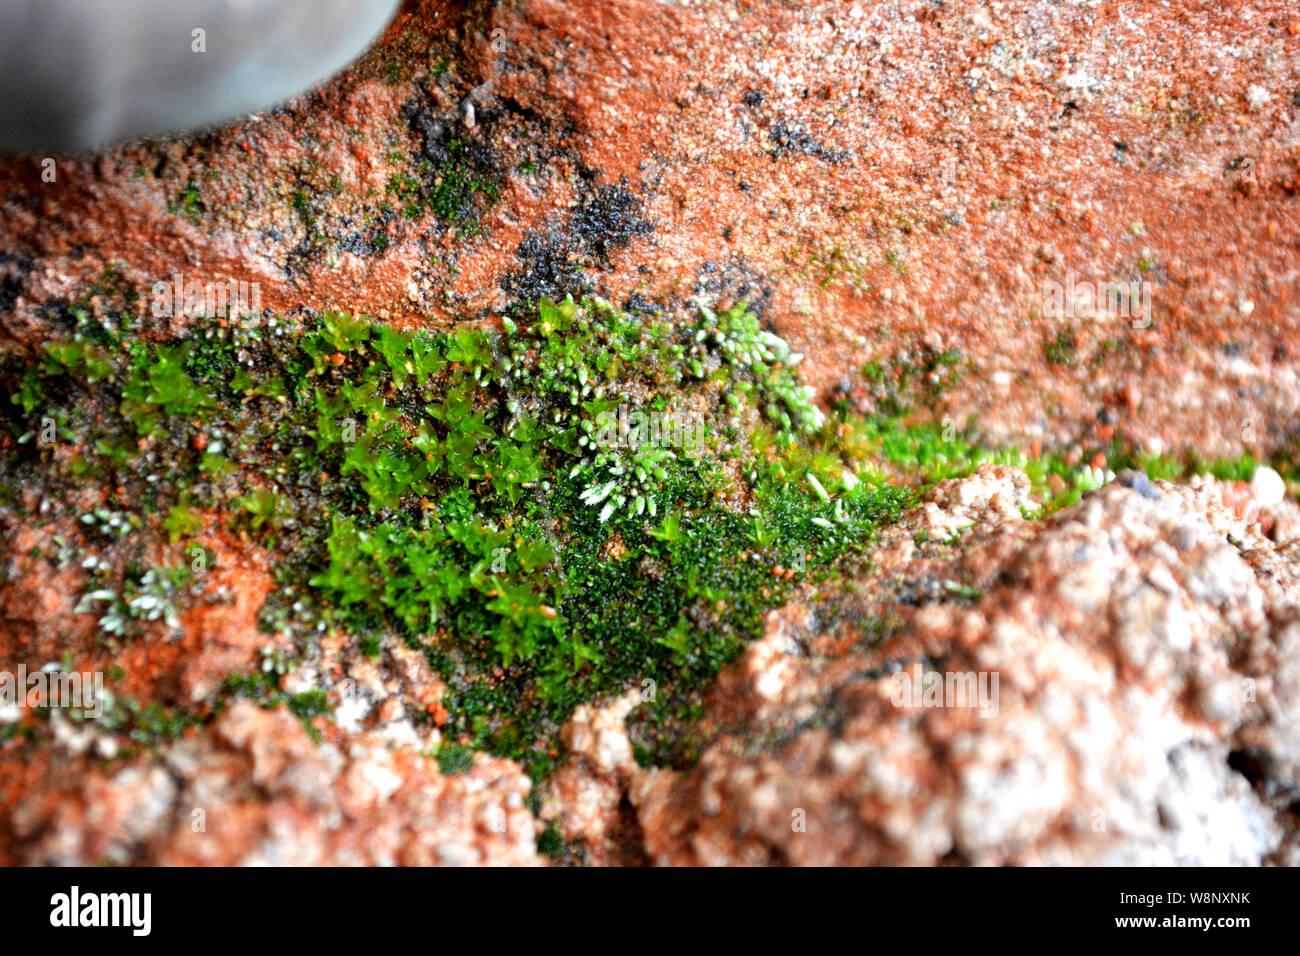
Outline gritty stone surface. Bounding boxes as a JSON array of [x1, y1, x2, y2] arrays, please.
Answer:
[[1, 0, 1297, 459], [563, 469, 1300, 865], [538, 691, 645, 865], [4, 702, 537, 866], [2, 468, 1297, 865]]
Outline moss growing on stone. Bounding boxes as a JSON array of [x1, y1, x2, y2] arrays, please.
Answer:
[[0, 297, 913, 773], [0, 295, 1287, 777]]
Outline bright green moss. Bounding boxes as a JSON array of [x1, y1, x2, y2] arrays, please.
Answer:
[[0, 296, 914, 770], [834, 414, 1108, 513], [836, 410, 1270, 517], [169, 182, 205, 224], [2, 294, 1289, 777], [120, 344, 215, 435], [43, 340, 116, 383]]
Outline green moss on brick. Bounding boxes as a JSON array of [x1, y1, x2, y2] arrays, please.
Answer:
[[1, 292, 1289, 777]]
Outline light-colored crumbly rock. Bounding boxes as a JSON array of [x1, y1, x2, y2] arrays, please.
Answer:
[[539, 691, 644, 865], [3, 0, 1300, 869], [617, 468, 1299, 865], [4, 702, 538, 866], [4, 467, 1298, 866]]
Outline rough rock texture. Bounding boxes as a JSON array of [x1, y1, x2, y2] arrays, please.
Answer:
[[569, 467, 1299, 865], [533, 467, 1300, 865], [539, 690, 647, 865], [2, 467, 1298, 865], [3, 701, 537, 866], [2, 0, 1298, 458]]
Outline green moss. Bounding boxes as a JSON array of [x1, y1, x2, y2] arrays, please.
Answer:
[[1199, 452, 1259, 483], [163, 504, 203, 543], [536, 824, 564, 857], [5, 292, 1291, 781], [436, 741, 476, 775], [233, 489, 290, 532], [121, 344, 215, 435], [287, 688, 331, 722], [861, 345, 966, 418], [429, 163, 499, 235], [43, 340, 116, 383], [1, 296, 915, 770], [839, 411, 1273, 518], [99, 697, 197, 747], [169, 182, 205, 224], [1044, 328, 1077, 367], [834, 414, 1107, 512], [386, 172, 426, 220], [387, 134, 500, 238]]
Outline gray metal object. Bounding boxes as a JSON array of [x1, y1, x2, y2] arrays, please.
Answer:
[[0, 0, 402, 154]]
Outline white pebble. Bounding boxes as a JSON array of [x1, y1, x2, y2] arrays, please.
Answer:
[[1251, 466, 1286, 508]]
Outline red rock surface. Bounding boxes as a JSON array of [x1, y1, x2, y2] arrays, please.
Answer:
[[2, 0, 1296, 457], [3, 467, 1298, 865]]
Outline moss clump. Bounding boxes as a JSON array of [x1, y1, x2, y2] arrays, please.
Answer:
[[536, 824, 565, 857], [835, 415, 1110, 514], [168, 182, 205, 224], [0, 296, 911, 774], [837, 411, 1272, 516], [97, 697, 197, 751], [436, 741, 476, 775], [1044, 328, 1078, 366], [398, 117, 502, 238], [860, 345, 966, 418], [4, 294, 1285, 777]]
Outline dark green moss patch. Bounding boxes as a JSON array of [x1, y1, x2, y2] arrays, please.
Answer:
[[2, 292, 1288, 781], [402, 96, 503, 237], [0, 296, 910, 775], [436, 741, 476, 775], [1044, 328, 1078, 366]]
